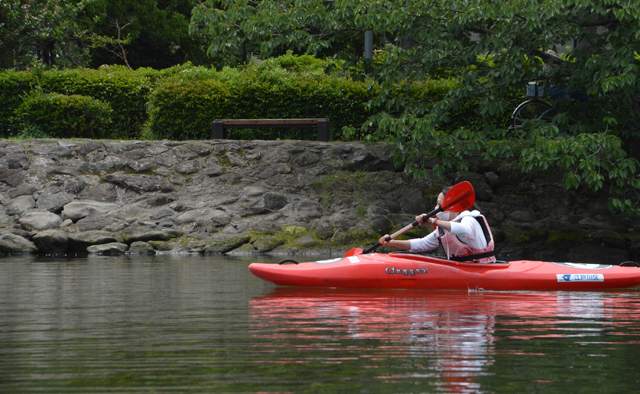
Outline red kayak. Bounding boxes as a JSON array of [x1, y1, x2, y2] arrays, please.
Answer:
[[248, 251, 640, 291]]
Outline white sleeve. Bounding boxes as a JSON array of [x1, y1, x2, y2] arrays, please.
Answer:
[[409, 231, 440, 253], [448, 220, 473, 237], [450, 216, 488, 249]]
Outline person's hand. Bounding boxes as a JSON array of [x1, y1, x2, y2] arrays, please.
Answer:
[[379, 235, 391, 244], [415, 214, 427, 225]]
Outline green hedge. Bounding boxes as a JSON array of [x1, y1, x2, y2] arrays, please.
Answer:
[[0, 67, 151, 139], [0, 53, 518, 141], [401, 79, 520, 133], [147, 62, 376, 141], [14, 91, 112, 139], [0, 70, 33, 137], [38, 68, 151, 139]]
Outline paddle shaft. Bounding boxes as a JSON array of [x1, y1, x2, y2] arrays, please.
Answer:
[[362, 207, 441, 254]]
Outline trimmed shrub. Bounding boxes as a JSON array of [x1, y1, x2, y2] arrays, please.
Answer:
[[0, 68, 150, 139], [148, 62, 376, 141], [150, 60, 380, 140], [0, 70, 35, 137], [39, 68, 150, 139], [263, 50, 337, 74], [14, 91, 112, 139], [148, 79, 230, 140], [0, 53, 519, 142]]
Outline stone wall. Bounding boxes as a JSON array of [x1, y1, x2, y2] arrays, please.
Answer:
[[0, 139, 638, 263]]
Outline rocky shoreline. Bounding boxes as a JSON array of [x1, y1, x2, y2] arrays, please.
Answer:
[[1, 139, 638, 263]]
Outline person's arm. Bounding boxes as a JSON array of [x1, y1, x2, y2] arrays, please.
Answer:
[[378, 236, 412, 250], [426, 214, 476, 235], [446, 219, 473, 236], [426, 217, 456, 233], [448, 216, 488, 249], [379, 231, 439, 253]]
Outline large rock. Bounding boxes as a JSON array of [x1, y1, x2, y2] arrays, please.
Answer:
[[398, 188, 426, 215], [0, 233, 38, 254], [128, 241, 155, 255], [120, 226, 181, 243], [19, 211, 62, 231], [87, 242, 129, 255], [68, 231, 118, 253], [76, 216, 118, 231], [0, 170, 26, 188], [61, 201, 118, 222], [204, 235, 251, 254], [176, 209, 231, 229], [283, 200, 323, 222], [263, 193, 288, 211], [103, 173, 165, 193], [6, 196, 36, 216], [0, 210, 13, 227], [252, 236, 286, 253], [8, 183, 39, 199], [79, 140, 102, 155], [37, 192, 74, 213], [32, 230, 69, 254]]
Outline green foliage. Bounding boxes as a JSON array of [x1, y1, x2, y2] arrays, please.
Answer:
[[0, 67, 151, 139], [89, 0, 212, 69], [147, 78, 229, 140], [263, 50, 341, 74], [521, 128, 640, 215], [14, 90, 112, 139], [0, 53, 512, 141], [0, 70, 34, 137], [197, 0, 640, 215], [0, 0, 97, 69], [147, 59, 376, 140], [0, 0, 212, 71], [39, 68, 151, 138]]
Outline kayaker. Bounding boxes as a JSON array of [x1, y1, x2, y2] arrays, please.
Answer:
[[378, 187, 496, 263]]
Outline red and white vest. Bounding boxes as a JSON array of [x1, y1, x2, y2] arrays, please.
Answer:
[[436, 213, 496, 264]]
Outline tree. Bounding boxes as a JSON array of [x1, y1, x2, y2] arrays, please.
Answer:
[[0, 0, 212, 70], [191, 0, 640, 214], [89, 0, 212, 69], [0, 0, 98, 69], [189, 0, 374, 66]]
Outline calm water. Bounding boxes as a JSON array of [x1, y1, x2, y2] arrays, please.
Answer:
[[1, 254, 640, 393]]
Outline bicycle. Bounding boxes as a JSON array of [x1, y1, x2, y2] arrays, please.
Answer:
[[510, 83, 590, 132], [509, 82, 555, 130]]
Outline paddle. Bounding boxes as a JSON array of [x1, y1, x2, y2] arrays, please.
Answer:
[[360, 181, 476, 255]]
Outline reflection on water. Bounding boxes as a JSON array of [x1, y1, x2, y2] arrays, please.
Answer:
[[1, 254, 640, 393], [249, 288, 640, 392]]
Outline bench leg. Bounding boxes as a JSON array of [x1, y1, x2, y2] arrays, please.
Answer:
[[211, 121, 227, 139], [317, 120, 331, 142]]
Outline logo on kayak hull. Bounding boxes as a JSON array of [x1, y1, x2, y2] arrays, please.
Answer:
[[385, 267, 429, 276], [557, 274, 604, 282]]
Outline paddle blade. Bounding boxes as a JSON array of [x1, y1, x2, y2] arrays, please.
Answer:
[[441, 181, 475, 212]]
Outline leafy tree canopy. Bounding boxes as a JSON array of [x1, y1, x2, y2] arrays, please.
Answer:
[[0, 0, 211, 70], [89, 0, 212, 69], [0, 0, 97, 68], [191, 0, 640, 214]]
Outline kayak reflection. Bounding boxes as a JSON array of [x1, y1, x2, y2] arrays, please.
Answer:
[[249, 288, 640, 392]]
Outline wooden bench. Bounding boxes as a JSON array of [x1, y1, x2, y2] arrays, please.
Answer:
[[211, 118, 331, 141]]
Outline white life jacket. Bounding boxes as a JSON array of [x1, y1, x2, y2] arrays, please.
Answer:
[[436, 213, 496, 264]]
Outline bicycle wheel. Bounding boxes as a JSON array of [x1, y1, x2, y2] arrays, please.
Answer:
[[510, 99, 554, 129]]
